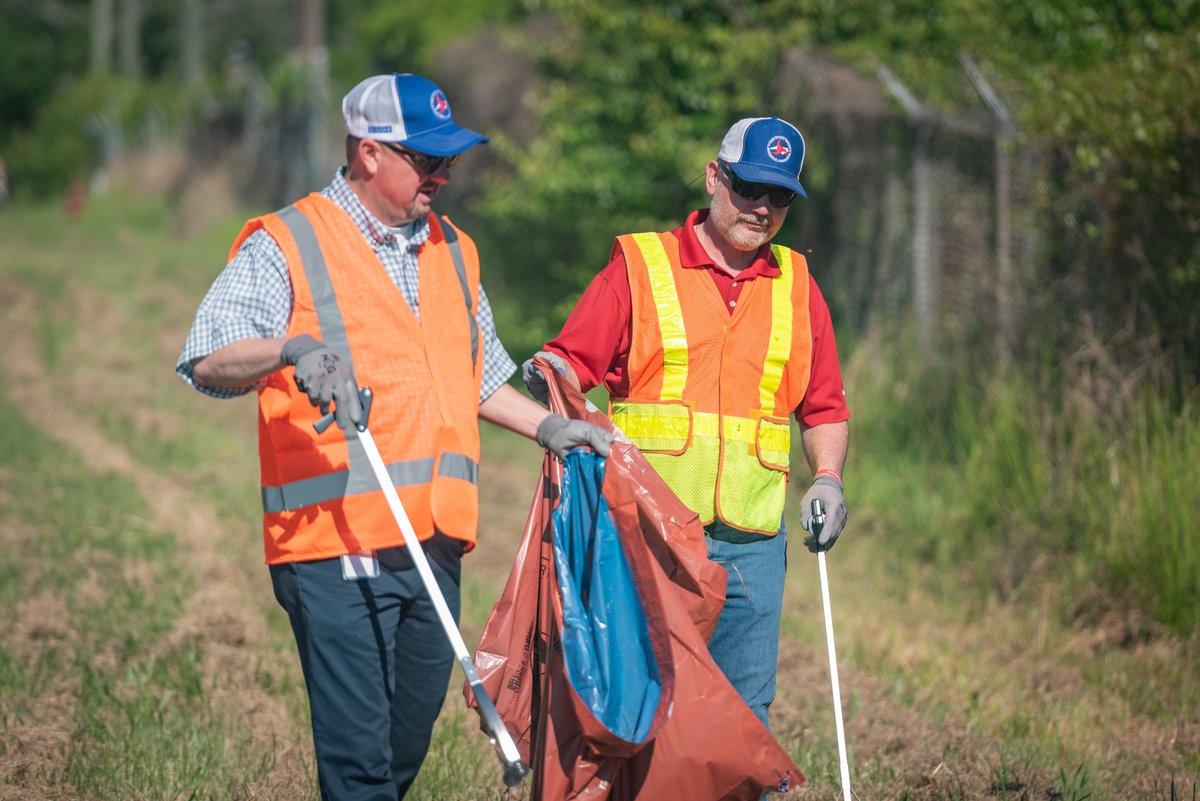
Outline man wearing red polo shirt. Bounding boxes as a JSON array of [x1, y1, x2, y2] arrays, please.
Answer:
[[523, 116, 850, 731]]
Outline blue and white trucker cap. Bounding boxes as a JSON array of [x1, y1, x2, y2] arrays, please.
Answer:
[[718, 116, 807, 198], [341, 73, 488, 157]]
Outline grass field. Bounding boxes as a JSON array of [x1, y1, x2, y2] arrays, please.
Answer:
[[0, 186, 1196, 801]]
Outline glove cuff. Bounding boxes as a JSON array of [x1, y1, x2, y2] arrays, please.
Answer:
[[280, 334, 323, 366], [535, 413, 567, 448], [814, 467, 842, 484], [812, 474, 842, 491]]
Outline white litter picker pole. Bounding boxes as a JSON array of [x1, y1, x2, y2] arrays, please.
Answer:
[[812, 499, 852, 801], [316, 388, 529, 787]]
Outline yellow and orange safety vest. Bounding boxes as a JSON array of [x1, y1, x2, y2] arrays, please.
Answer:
[[610, 232, 813, 535]]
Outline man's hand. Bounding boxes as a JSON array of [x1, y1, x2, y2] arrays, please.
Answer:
[[801, 474, 847, 552], [281, 334, 363, 430], [521, 351, 569, 405], [535, 413, 613, 460]]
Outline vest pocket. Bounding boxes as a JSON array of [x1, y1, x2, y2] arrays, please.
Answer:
[[755, 416, 791, 472], [610, 399, 693, 455]]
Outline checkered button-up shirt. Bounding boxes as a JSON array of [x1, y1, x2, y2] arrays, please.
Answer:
[[176, 169, 517, 401]]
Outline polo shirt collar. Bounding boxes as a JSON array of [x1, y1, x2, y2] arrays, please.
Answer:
[[677, 209, 781, 278]]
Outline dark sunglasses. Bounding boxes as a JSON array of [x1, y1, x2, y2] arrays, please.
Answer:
[[380, 141, 460, 174], [720, 163, 797, 208]]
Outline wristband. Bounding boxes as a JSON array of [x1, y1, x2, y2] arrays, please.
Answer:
[[815, 468, 842, 484]]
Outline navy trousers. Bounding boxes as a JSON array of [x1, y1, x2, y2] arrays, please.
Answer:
[[270, 537, 464, 801]]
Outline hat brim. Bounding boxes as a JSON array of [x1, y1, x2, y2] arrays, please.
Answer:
[[730, 162, 808, 199], [400, 123, 489, 156]]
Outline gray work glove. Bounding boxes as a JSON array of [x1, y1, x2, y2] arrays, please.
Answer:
[[535, 413, 613, 460], [800, 474, 848, 553], [521, 350, 569, 406], [281, 334, 363, 430]]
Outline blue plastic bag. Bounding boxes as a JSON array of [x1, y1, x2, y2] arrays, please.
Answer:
[[552, 449, 662, 744]]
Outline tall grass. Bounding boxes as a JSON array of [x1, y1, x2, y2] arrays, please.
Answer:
[[845, 327, 1199, 637], [1107, 398, 1200, 635]]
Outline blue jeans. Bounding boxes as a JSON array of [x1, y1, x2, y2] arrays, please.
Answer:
[[704, 528, 787, 730], [270, 536, 464, 801]]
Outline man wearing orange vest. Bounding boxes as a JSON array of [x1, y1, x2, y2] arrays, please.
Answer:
[[523, 116, 850, 731], [176, 72, 611, 801]]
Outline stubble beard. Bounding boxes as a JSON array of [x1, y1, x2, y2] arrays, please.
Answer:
[[711, 201, 775, 251]]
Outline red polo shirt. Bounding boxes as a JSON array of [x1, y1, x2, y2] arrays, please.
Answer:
[[545, 210, 850, 428]]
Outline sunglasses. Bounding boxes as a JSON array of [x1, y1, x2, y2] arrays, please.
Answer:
[[720, 163, 797, 208], [380, 141, 460, 174]]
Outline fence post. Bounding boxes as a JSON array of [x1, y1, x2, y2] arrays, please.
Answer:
[[877, 62, 936, 357], [961, 53, 1017, 366]]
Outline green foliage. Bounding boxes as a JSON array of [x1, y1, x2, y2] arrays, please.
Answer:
[[6, 73, 197, 198], [849, 325, 1199, 636], [354, 0, 520, 75], [0, 2, 89, 148]]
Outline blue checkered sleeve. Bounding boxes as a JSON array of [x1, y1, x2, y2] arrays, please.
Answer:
[[476, 284, 517, 401], [175, 230, 293, 398]]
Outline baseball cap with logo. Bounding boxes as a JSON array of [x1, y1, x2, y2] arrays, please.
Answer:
[[718, 116, 807, 198], [342, 73, 488, 157]]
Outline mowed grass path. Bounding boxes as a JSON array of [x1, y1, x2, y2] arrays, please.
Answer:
[[0, 191, 1196, 800]]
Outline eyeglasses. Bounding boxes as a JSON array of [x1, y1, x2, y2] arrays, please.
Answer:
[[720, 163, 797, 208], [380, 141, 460, 174]]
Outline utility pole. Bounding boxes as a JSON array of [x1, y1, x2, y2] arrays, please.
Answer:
[[298, 0, 330, 193], [90, 0, 114, 74], [118, 0, 141, 79], [181, 0, 203, 91]]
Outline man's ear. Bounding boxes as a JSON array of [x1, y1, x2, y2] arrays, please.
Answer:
[[350, 138, 384, 178], [705, 160, 721, 196]]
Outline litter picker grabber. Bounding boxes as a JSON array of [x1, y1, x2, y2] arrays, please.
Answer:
[[811, 499, 853, 801], [315, 387, 530, 788]]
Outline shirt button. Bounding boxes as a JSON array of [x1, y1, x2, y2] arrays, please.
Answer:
[[729, 300, 736, 307]]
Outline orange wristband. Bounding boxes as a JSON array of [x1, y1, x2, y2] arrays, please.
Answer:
[[815, 468, 842, 484]]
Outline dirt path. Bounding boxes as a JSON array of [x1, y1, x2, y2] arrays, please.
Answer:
[[0, 274, 313, 799]]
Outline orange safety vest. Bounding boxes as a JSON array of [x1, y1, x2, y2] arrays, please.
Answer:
[[230, 194, 484, 564], [609, 232, 813, 535]]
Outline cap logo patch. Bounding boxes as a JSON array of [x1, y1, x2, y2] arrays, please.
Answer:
[[367, 124, 393, 134], [767, 136, 792, 163], [430, 90, 451, 119]]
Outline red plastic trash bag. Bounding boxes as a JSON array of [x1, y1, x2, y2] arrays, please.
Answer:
[[468, 361, 803, 799]]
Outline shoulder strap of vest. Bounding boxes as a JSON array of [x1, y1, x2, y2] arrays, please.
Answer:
[[276, 203, 353, 364], [438, 215, 479, 365]]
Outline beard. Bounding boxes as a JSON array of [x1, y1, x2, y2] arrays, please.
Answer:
[[708, 195, 780, 251]]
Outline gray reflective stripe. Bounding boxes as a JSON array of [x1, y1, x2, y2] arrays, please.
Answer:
[[262, 453, 478, 513], [438, 452, 478, 483], [278, 206, 352, 359], [275, 204, 370, 484], [440, 216, 479, 365]]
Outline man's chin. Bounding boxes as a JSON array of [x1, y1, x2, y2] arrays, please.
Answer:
[[732, 226, 771, 250]]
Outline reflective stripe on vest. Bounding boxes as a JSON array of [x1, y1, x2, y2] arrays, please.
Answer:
[[441, 216, 480, 365], [632, 232, 688, 400], [613, 234, 811, 535], [259, 206, 479, 516], [261, 453, 479, 513]]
